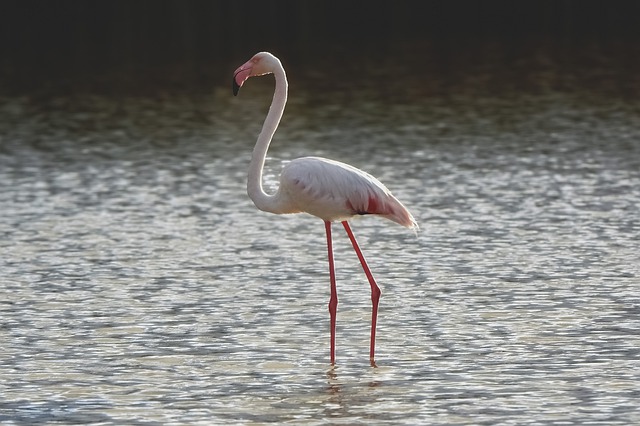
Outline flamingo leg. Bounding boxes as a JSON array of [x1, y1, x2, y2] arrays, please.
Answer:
[[325, 220, 338, 365], [341, 221, 380, 367]]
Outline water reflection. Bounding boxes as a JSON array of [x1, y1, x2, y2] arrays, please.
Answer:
[[1, 49, 640, 424]]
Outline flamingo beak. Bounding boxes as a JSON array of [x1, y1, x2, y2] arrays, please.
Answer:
[[233, 65, 252, 96]]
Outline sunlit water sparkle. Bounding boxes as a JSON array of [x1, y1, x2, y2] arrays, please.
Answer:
[[1, 62, 639, 424]]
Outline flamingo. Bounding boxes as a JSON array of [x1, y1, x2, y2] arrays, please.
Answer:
[[233, 52, 417, 367]]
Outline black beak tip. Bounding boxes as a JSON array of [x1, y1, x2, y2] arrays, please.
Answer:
[[233, 79, 240, 96]]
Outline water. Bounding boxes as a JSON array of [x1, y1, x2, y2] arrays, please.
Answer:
[[1, 48, 640, 424]]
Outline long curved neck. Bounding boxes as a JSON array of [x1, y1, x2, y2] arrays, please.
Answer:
[[247, 64, 288, 213]]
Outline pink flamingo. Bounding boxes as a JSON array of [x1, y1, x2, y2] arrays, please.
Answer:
[[233, 52, 417, 367]]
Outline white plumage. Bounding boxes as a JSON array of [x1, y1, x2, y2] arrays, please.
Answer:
[[279, 156, 416, 227]]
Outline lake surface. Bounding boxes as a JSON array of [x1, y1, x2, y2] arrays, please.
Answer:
[[1, 44, 639, 424]]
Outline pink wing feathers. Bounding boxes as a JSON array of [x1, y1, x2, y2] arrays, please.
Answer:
[[278, 156, 418, 229]]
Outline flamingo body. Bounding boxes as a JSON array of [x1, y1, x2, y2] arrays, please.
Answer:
[[278, 156, 416, 227], [233, 52, 416, 366]]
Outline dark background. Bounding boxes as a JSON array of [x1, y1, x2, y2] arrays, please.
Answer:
[[1, 0, 640, 94]]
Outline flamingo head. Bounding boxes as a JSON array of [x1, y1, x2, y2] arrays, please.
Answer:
[[233, 52, 280, 96]]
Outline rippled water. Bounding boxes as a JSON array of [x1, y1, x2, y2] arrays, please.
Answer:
[[1, 52, 640, 424]]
